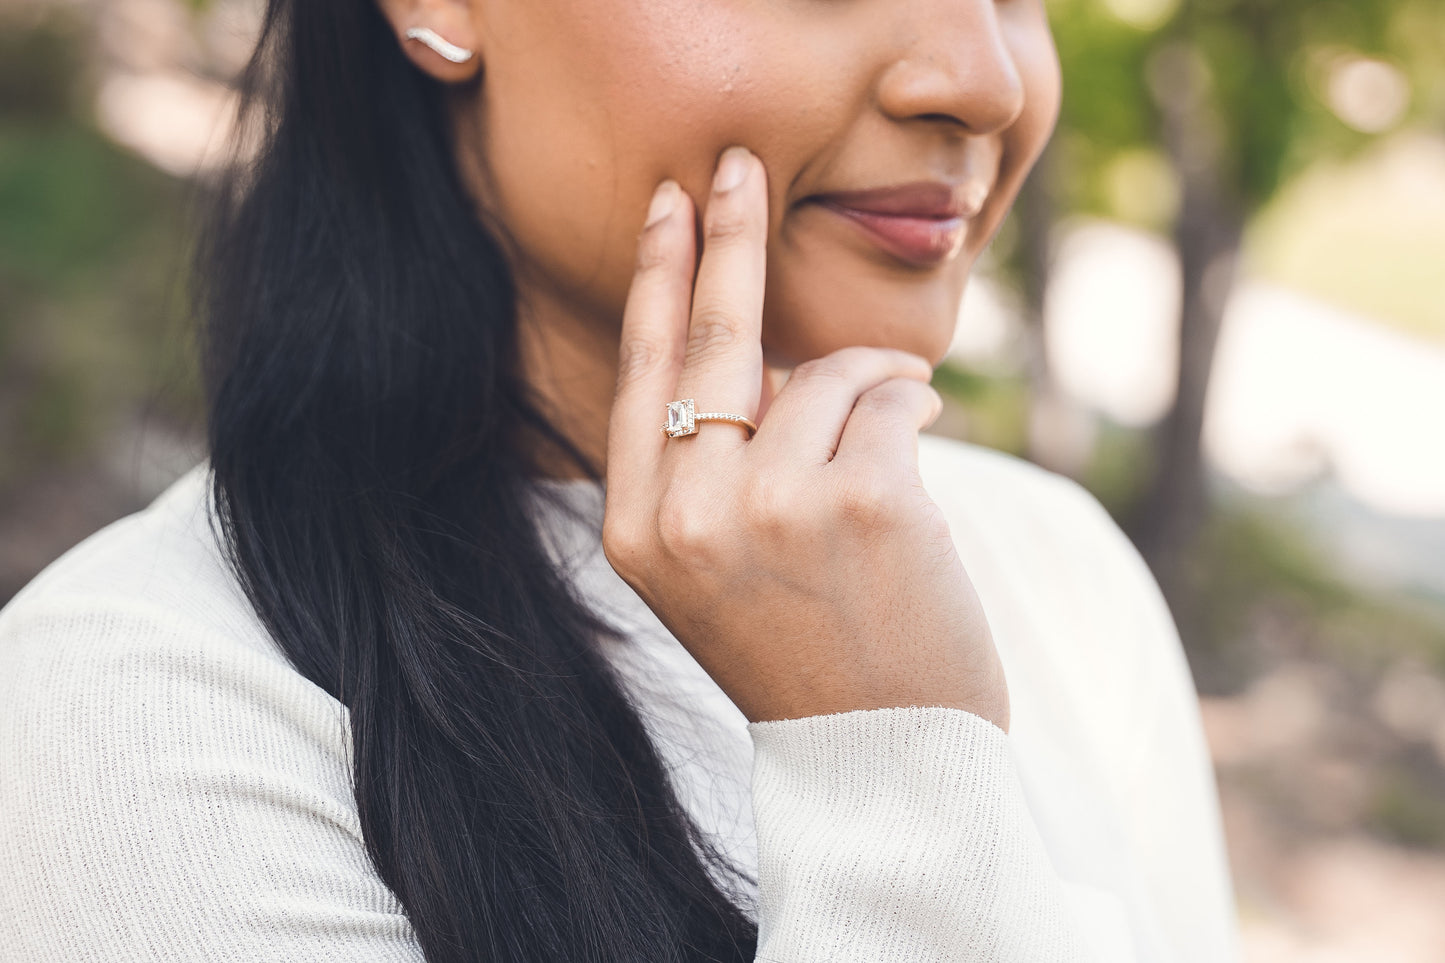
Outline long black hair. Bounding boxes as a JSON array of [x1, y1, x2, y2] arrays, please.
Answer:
[[192, 1, 758, 959]]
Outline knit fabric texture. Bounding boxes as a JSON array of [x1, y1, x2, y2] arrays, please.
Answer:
[[0, 433, 1243, 962]]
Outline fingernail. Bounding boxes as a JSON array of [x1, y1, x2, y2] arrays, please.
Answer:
[[645, 180, 678, 228], [713, 146, 751, 194]]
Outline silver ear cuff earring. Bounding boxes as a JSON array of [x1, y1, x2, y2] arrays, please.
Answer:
[[403, 26, 475, 64]]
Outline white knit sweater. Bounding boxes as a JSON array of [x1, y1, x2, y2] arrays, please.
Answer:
[[0, 433, 1243, 962]]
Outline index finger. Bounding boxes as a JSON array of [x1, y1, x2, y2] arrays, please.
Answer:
[[605, 178, 697, 498]]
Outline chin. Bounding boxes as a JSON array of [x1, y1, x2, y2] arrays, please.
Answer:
[[761, 258, 972, 369], [763, 319, 958, 370]]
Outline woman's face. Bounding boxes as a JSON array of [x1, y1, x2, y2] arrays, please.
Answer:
[[443, 0, 1059, 367]]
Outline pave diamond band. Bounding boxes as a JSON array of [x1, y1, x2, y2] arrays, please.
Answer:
[[661, 399, 758, 438]]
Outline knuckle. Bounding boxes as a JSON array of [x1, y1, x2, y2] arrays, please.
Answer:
[[601, 514, 648, 577], [859, 376, 932, 418], [615, 336, 670, 393], [743, 474, 795, 535], [828, 344, 885, 371], [790, 355, 851, 387], [854, 382, 911, 417], [833, 471, 900, 530], [916, 489, 954, 543], [703, 203, 752, 244], [634, 210, 690, 273], [685, 305, 741, 360], [655, 496, 714, 560], [791, 346, 907, 388], [633, 234, 674, 274]]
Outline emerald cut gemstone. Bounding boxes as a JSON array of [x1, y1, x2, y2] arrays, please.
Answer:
[[665, 400, 695, 436]]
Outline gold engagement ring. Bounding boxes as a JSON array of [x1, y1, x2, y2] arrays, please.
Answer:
[[660, 399, 757, 438]]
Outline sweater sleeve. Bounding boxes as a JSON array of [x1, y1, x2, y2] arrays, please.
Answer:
[[1, 577, 1126, 962], [746, 705, 1108, 963], [0, 596, 423, 963]]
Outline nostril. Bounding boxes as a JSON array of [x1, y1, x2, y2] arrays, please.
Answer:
[[917, 112, 967, 127]]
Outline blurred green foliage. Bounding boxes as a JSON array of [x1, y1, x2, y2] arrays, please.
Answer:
[[933, 360, 1035, 451], [1370, 765, 1445, 849], [1028, 0, 1445, 698], [1191, 505, 1445, 690], [0, 14, 199, 490], [1048, 0, 1445, 225]]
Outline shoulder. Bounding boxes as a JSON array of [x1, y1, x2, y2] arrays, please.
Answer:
[[915, 432, 1185, 724], [915, 429, 1169, 622], [1, 462, 268, 648], [916, 430, 1066, 495], [0, 460, 349, 788], [0, 462, 318, 737], [0, 462, 342, 764], [916, 431, 1127, 561], [0, 467, 414, 958], [0, 462, 328, 710]]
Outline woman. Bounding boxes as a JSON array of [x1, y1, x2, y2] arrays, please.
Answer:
[[0, 0, 1242, 960]]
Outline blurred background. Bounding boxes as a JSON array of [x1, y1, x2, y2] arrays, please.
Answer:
[[2, 0, 1442, 957]]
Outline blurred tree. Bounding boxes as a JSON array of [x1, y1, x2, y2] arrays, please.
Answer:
[[1, 12, 190, 468], [0, 9, 199, 602], [1031, 0, 1445, 626]]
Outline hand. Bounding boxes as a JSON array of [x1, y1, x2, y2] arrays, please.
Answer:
[[601, 145, 1009, 731]]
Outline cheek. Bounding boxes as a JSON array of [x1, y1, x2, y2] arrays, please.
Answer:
[[764, 18, 1061, 368], [990, 15, 1061, 221], [1009, 20, 1062, 165], [472, 0, 1059, 367], [477, 1, 814, 320]]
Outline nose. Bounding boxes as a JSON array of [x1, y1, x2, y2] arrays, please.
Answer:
[[874, 0, 1027, 135]]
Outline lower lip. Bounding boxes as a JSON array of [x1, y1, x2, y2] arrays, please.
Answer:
[[815, 201, 967, 267]]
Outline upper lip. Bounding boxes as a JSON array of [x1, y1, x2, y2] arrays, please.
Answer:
[[810, 181, 986, 220]]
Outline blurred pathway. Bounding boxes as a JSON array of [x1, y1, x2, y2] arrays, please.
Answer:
[[950, 218, 1445, 604], [1042, 219, 1445, 519], [1203, 680, 1445, 963]]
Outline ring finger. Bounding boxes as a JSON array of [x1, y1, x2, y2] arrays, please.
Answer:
[[667, 146, 769, 456]]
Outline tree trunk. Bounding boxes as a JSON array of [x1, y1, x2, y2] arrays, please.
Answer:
[[1016, 144, 1088, 476], [1124, 41, 1245, 634]]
